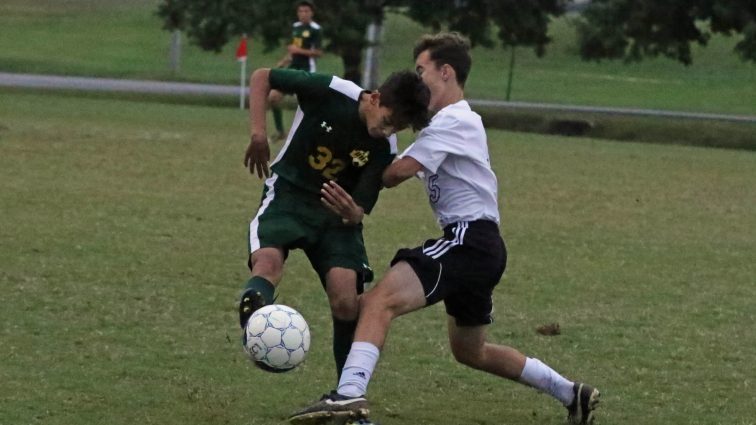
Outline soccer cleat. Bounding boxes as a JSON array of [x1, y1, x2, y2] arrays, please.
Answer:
[[346, 419, 379, 425], [567, 382, 600, 424], [238, 289, 267, 329], [239, 292, 280, 374], [289, 391, 369, 425], [253, 359, 293, 374]]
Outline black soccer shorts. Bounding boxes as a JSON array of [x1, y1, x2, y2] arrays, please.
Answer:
[[390, 220, 507, 326]]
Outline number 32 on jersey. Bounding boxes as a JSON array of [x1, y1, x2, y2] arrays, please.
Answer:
[[308, 146, 345, 180]]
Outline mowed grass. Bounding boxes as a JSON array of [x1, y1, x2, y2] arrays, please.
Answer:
[[1, 90, 755, 425], [1, 0, 755, 115]]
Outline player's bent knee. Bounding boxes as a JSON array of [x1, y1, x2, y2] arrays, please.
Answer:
[[359, 287, 405, 321], [360, 286, 387, 308], [450, 342, 485, 368], [328, 294, 359, 320], [325, 270, 359, 317]]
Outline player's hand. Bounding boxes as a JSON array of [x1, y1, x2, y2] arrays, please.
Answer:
[[244, 133, 271, 179], [321, 181, 364, 225]]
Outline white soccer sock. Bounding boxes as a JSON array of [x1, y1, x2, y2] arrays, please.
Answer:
[[337, 341, 380, 397], [518, 357, 575, 406]]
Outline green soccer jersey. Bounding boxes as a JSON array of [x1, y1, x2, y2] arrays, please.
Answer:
[[289, 21, 321, 71], [268, 68, 397, 214]]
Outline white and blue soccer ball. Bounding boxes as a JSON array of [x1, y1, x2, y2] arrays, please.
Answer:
[[243, 304, 311, 372]]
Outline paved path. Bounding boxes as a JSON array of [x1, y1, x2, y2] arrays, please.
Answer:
[[0, 72, 237, 96], [2, 72, 755, 124]]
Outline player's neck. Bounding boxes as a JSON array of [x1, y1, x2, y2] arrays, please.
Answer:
[[430, 86, 465, 113]]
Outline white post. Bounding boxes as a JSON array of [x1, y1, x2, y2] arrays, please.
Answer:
[[361, 2, 384, 90], [361, 22, 382, 90], [169, 29, 181, 74], [239, 58, 246, 110]]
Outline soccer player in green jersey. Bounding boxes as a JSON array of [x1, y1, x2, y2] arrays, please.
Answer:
[[240, 66, 430, 379], [269, 0, 323, 141]]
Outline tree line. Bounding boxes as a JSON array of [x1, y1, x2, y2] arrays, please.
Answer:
[[158, 0, 756, 82]]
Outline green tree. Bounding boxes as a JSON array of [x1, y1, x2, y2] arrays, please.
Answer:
[[156, 0, 566, 82], [157, 0, 380, 82], [576, 0, 756, 65], [403, 0, 565, 99], [405, 0, 565, 55]]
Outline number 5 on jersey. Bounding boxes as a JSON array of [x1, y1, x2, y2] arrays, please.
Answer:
[[427, 174, 440, 203]]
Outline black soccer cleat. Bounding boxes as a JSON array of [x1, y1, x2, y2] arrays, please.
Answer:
[[567, 382, 600, 424], [346, 419, 380, 425], [289, 391, 369, 425], [253, 359, 294, 374], [238, 289, 267, 329]]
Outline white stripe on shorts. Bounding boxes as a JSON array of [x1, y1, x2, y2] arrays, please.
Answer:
[[425, 263, 443, 299], [248, 174, 279, 253], [423, 221, 468, 259], [423, 237, 448, 255], [424, 239, 452, 258]]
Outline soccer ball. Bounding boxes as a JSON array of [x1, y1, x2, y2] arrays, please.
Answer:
[[243, 304, 311, 372]]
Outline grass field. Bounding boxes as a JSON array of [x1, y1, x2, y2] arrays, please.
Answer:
[[1, 90, 755, 425], [1, 0, 755, 115]]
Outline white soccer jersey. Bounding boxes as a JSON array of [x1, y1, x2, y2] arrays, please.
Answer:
[[400, 100, 500, 227]]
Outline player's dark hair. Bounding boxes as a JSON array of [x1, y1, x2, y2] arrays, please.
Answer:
[[413, 32, 472, 86], [296, 0, 315, 11], [377, 71, 431, 132]]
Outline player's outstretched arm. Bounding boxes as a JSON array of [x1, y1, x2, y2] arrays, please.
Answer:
[[382, 156, 423, 188], [244, 68, 272, 179], [320, 181, 364, 225]]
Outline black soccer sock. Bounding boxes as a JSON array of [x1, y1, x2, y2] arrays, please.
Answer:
[[332, 316, 358, 381], [242, 276, 275, 305], [272, 107, 284, 133]]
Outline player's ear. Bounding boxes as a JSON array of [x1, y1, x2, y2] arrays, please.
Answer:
[[370, 91, 381, 105], [441, 64, 450, 81]]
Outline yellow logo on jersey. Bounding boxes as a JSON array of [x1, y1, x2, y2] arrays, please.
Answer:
[[302, 30, 310, 38], [350, 150, 370, 167]]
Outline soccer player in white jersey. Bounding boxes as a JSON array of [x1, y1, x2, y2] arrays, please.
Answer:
[[290, 32, 600, 425]]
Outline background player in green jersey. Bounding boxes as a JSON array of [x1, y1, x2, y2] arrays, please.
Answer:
[[269, 0, 323, 141], [240, 66, 430, 378]]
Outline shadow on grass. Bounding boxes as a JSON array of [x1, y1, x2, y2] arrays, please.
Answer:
[[477, 107, 756, 151]]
